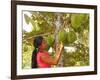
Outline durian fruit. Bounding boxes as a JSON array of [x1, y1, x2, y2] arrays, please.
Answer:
[[71, 14, 86, 31], [46, 35, 55, 47], [66, 31, 77, 44], [58, 30, 67, 44]]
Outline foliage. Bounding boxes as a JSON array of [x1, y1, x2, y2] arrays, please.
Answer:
[[22, 43, 33, 69]]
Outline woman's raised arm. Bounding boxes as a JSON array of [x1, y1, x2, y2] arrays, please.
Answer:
[[41, 42, 64, 65]]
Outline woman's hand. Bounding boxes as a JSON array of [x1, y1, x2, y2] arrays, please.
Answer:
[[41, 42, 64, 65], [56, 42, 64, 53], [59, 42, 64, 52]]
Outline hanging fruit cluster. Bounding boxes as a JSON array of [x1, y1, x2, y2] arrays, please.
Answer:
[[46, 29, 77, 46], [58, 30, 77, 45]]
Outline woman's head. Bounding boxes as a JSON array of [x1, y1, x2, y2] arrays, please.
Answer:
[[33, 36, 46, 50], [31, 36, 46, 68]]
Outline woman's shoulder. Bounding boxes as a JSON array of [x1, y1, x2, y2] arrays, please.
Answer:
[[44, 50, 49, 53], [38, 51, 49, 56]]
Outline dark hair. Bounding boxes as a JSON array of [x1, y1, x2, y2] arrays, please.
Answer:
[[31, 36, 43, 68]]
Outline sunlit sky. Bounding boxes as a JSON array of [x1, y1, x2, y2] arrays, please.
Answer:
[[23, 11, 33, 32]]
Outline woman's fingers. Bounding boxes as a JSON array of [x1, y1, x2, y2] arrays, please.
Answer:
[[60, 42, 63, 48], [58, 42, 64, 52], [56, 42, 64, 52]]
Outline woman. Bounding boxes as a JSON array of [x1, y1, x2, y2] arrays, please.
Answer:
[[31, 36, 64, 68]]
